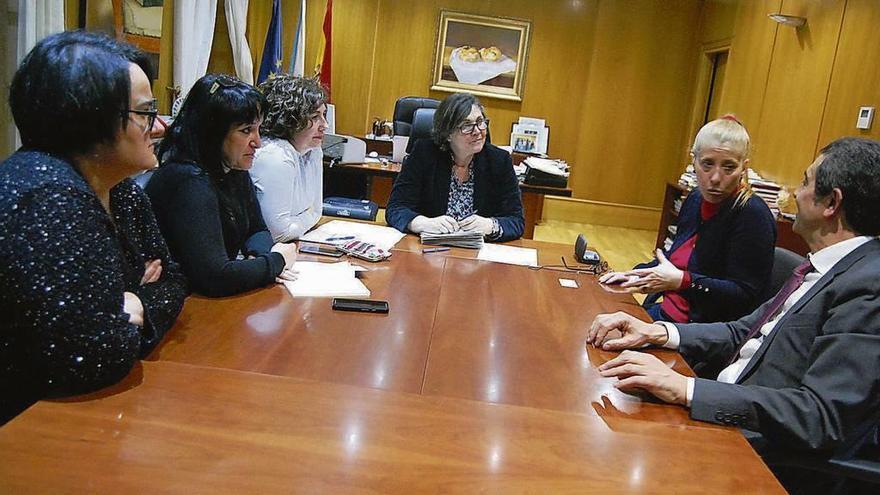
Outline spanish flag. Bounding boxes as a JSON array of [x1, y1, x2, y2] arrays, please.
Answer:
[[314, 0, 332, 99]]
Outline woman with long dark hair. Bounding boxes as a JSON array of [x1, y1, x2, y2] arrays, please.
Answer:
[[146, 75, 298, 297]]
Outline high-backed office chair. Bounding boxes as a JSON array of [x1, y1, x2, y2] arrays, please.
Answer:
[[406, 108, 437, 153], [404, 107, 493, 154], [762, 247, 807, 302], [393, 97, 440, 136], [771, 435, 880, 494]]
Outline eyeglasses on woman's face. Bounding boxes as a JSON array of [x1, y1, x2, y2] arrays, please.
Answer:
[[457, 118, 489, 135], [125, 98, 159, 134]]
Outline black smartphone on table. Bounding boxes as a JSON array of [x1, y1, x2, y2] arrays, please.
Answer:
[[331, 298, 390, 314]]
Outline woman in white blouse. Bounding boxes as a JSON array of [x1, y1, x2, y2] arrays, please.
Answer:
[[251, 75, 328, 241]]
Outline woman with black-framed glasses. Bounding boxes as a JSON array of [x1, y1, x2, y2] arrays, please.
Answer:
[[146, 74, 298, 297], [386, 93, 524, 241], [0, 31, 187, 423]]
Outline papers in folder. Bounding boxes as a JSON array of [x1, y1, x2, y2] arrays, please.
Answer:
[[301, 220, 405, 251], [420, 231, 484, 249], [283, 261, 370, 298]]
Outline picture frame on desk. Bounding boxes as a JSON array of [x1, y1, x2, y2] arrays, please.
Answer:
[[430, 11, 531, 102]]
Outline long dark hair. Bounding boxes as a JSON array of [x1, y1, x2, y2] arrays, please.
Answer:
[[158, 74, 266, 183]]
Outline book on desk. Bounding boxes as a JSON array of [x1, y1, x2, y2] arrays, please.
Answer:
[[322, 196, 378, 221]]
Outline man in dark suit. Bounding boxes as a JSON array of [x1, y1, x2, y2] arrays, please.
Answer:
[[587, 137, 880, 492]]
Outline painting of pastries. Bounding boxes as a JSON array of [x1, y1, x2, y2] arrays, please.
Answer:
[[431, 11, 531, 101]]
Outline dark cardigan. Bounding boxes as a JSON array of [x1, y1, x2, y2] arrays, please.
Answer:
[[145, 161, 285, 297], [641, 188, 777, 323], [0, 151, 187, 422], [385, 139, 525, 241]]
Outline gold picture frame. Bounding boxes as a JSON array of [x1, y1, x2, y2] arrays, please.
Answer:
[[431, 11, 532, 102]]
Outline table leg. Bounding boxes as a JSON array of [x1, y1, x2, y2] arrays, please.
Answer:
[[520, 191, 544, 239]]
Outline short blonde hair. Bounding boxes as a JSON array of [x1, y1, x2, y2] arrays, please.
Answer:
[[691, 115, 750, 160], [691, 115, 753, 208]]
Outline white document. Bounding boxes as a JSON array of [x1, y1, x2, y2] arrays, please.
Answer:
[[300, 220, 405, 251], [476, 244, 538, 267], [283, 261, 370, 298], [523, 157, 569, 177]]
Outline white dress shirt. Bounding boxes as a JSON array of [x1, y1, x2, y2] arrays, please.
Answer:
[[662, 235, 873, 405], [251, 138, 323, 242]]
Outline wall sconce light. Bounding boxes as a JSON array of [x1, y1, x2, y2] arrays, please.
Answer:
[[768, 13, 807, 28]]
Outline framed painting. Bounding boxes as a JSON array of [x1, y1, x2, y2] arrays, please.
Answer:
[[431, 11, 532, 102]]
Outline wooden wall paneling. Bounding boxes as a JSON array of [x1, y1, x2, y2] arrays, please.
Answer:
[[365, 0, 485, 135], [85, 0, 114, 33], [363, 1, 598, 156], [64, 0, 80, 29], [325, 0, 380, 135], [207, 2, 236, 75], [752, 0, 845, 186], [493, 0, 598, 161], [699, 0, 739, 45], [715, 0, 781, 143], [157, 0, 175, 114], [570, 0, 702, 207], [817, 0, 880, 148]]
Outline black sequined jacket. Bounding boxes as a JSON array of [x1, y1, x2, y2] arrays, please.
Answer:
[[0, 151, 187, 422]]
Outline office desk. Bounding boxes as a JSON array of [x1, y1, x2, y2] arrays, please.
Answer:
[[0, 237, 784, 492], [323, 160, 571, 238], [0, 360, 783, 493]]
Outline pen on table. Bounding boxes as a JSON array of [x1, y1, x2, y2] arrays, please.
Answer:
[[326, 236, 355, 242], [422, 247, 451, 253]]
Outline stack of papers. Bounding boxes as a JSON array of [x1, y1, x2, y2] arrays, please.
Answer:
[[476, 244, 538, 267], [420, 231, 484, 249], [283, 261, 370, 298], [523, 156, 569, 177], [301, 220, 405, 251]]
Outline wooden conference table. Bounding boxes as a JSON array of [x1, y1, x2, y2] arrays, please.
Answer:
[[0, 236, 784, 493]]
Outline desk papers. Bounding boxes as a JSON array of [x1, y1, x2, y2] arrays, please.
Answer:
[[301, 220, 405, 251], [283, 261, 370, 298], [476, 244, 538, 267], [420, 231, 484, 249]]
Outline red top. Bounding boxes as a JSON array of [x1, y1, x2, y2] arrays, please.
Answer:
[[659, 200, 721, 322]]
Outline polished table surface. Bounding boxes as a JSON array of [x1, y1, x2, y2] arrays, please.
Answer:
[[0, 361, 783, 493], [0, 235, 784, 492]]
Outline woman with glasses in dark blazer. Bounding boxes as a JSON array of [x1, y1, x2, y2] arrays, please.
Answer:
[[386, 93, 525, 242], [146, 75, 298, 297]]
